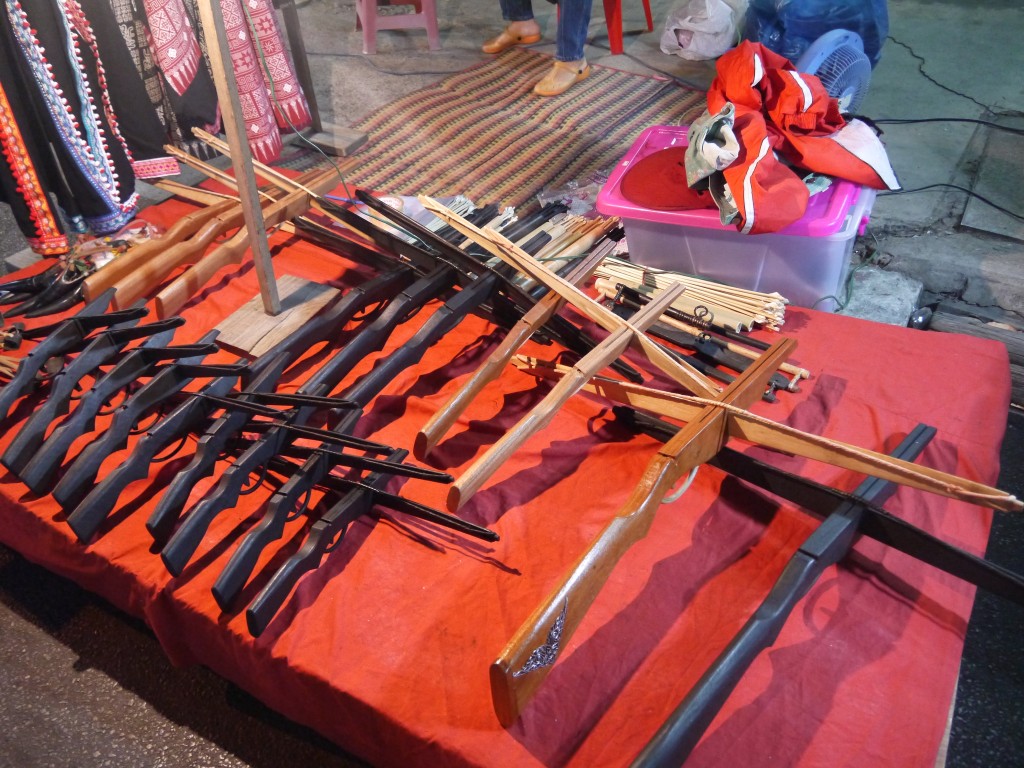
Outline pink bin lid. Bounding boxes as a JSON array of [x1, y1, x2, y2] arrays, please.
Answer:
[[596, 124, 861, 238]]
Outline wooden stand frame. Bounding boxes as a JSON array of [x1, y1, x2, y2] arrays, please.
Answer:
[[192, 0, 350, 339]]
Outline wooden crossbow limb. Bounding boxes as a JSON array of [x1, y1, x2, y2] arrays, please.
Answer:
[[416, 196, 721, 401], [511, 356, 1021, 511], [161, 145, 352, 239], [163, 144, 265, 196], [154, 173, 326, 242], [447, 284, 686, 510], [413, 247, 608, 460]]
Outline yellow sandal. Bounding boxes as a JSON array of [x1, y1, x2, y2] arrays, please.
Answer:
[[482, 25, 542, 54], [533, 59, 590, 97]]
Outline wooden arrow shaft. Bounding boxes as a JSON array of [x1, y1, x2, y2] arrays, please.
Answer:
[[593, 278, 811, 382]]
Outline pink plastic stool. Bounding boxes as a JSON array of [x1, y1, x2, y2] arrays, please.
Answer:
[[356, 0, 441, 55]]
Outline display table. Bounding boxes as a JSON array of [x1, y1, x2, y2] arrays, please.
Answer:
[[0, 196, 1012, 767]]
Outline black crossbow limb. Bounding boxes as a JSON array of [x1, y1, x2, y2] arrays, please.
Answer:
[[618, 407, 1024, 766], [66, 266, 415, 543], [158, 268, 501, 577]]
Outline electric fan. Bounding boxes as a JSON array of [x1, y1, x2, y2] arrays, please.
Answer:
[[796, 29, 872, 113]]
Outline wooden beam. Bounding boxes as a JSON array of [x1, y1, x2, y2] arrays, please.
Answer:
[[195, 0, 280, 315]]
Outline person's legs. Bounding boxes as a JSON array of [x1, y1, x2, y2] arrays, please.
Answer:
[[533, 0, 591, 96], [483, 0, 541, 54], [498, 0, 533, 22], [554, 0, 592, 61]]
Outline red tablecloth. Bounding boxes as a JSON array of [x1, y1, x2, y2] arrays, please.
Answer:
[[0, 197, 1012, 767]]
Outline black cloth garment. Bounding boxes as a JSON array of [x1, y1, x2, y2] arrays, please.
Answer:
[[1, 0, 138, 246]]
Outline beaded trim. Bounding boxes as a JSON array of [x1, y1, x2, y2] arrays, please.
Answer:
[[5, 0, 138, 232], [0, 76, 68, 253]]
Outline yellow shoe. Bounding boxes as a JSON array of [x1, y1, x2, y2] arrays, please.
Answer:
[[533, 59, 590, 97], [482, 24, 542, 54]]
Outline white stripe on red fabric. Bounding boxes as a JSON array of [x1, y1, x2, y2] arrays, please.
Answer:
[[741, 137, 772, 235], [787, 71, 813, 112]]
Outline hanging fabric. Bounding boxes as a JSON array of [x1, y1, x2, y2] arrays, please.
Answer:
[[77, 0, 181, 178], [1, 0, 142, 253], [108, 0, 222, 159], [0, 73, 69, 254], [219, 0, 312, 164]]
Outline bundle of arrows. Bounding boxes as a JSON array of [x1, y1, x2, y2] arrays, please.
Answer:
[[594, 254, 789, 331]]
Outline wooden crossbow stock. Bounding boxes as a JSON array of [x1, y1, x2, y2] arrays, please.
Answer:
[[416, 196, 1021, 727], [82, 165, 337, 314]]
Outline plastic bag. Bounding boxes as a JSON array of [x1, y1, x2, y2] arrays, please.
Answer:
[[742, 0, 888, 67], [659, 0, 741, 61]]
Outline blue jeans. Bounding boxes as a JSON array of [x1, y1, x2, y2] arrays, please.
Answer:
[[498, 0, 592, 62]]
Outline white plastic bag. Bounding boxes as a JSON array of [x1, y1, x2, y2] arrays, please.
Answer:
[[660, 0, 741, 60]]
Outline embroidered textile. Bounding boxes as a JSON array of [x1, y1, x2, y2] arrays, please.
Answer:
[[141, 0, 202, 96], [1, 0, 138, 250], [0, 76, 68, 254], [218, 0, 311, 163]]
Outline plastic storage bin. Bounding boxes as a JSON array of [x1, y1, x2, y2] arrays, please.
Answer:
[[596, 125, 876, 311]]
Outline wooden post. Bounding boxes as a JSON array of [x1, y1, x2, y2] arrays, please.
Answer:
[[195, 0, 281, 315]]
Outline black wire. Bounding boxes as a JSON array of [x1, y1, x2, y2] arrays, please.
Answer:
[[887, 36, 995, 112], [881, 183, 1024, 222], [874, 117, 1024, 135]]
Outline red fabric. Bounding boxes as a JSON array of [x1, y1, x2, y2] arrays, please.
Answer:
[[707, 41, 899, 234], [217, 0, 312, 164], [620, 146, 717, 210], [0, 195, 1012, 768], [141, 0, 202, 96]]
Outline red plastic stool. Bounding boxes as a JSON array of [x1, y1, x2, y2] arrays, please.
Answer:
[[355, 0, 441, 55], [603, 0, 654, 55]]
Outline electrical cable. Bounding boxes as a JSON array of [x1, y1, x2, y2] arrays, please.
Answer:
[[887, 36, 996, 113], [867, 41, 1024, 221], [874, 117, 1024, 135], [880, 183, 1024, 222]]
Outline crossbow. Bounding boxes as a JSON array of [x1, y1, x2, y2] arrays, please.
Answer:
[[415, 196, 1022, 728]]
